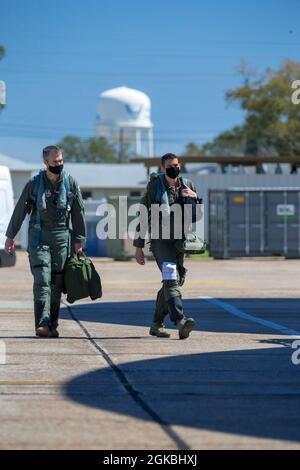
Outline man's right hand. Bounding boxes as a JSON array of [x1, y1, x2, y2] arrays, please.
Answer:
[[5, 238, 16, 255], [135, 247, 145, 265]]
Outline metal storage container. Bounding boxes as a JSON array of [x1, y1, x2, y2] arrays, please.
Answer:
[[209, 188, 300, 258], [85, 220, 108, 257], [85, 197, 151, 260]]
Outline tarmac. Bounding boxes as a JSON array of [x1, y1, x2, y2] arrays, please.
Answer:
[[0, 251, 300, 450]]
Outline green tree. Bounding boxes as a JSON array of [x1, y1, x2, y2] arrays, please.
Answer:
[[57, 135, 119, 163], [183, 127, 245, 157], [201, 126, 245, 156], [185, 60, 300, 156], [85, 137, 118, 163], [182, 142, 202, 156], [57, 136, 82, 162], [226, 59, 300, 156]]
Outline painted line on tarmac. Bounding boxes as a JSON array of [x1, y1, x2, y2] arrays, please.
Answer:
[[200, 296, 300, 338]]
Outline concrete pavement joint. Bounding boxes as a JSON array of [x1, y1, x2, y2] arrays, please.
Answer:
[[62, 301, 190, 451]]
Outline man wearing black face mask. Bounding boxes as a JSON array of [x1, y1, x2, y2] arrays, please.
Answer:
[[134, 153, 199, 340], [5, 145, 86, 338]]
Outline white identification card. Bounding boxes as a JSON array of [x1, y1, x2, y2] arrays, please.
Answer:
[[162, 262, 177, 280]]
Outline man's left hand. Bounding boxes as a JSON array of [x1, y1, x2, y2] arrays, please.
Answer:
[[182, 187, 197, 199], [74, 242, 83, 254]]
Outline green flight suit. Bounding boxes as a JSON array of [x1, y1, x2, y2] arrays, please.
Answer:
[[6, 171, 86, 329], [133, 174, 196, 325]]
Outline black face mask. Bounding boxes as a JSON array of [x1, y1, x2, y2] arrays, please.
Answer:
[[48, 164, 64, 175], [166, 166, 180, 179]]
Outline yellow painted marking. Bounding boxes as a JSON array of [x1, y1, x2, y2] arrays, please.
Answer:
[[233, 196, 245, 203], [0, 381, 66, 385], [186, 279, 241, 286], [102, 279, 241, 287]]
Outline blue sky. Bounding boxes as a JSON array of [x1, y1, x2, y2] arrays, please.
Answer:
[[0, 0, 299, 162]]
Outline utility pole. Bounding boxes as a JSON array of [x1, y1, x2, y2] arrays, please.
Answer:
[[119, 127, 124, 163], [0, 43, 6, 109], [0, 80, 6, 107]]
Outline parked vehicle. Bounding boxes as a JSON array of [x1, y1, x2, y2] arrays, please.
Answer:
[[0, 165, 16, 267]]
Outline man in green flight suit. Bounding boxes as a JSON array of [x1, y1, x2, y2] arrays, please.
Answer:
[[5, 145, 86, 338], [134, 153, 200, 340]]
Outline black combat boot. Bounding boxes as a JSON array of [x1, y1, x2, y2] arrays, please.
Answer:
[[36, 325, 51, 338], [167, 296, 196, 339], [149, 323, 170, 338], [150, 290, 170, 337], [34, 301, 51, 337], [176, 317, 196, 340]]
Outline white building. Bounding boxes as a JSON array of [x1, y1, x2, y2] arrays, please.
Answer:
[[0, 153, 147, 202]]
